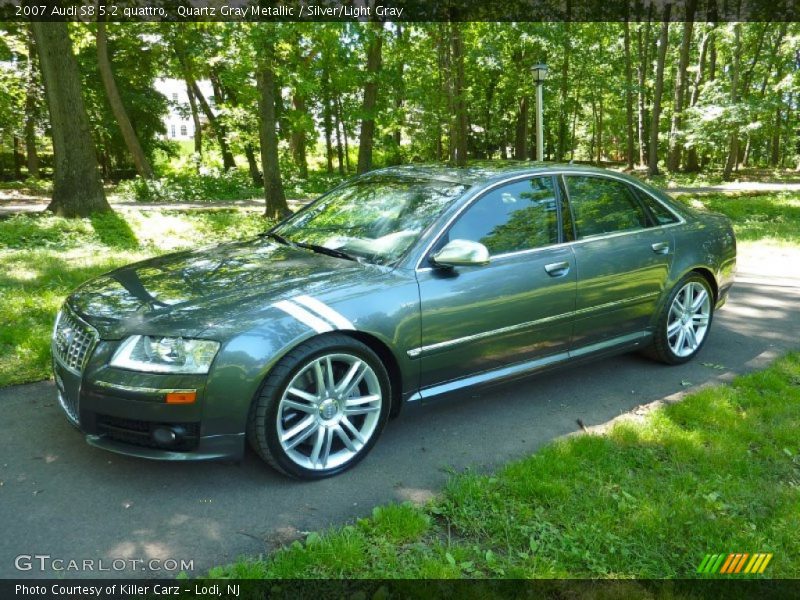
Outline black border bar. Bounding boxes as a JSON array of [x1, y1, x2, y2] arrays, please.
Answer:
[[2, 0, 799, 22], [4, 579, 800, 600]]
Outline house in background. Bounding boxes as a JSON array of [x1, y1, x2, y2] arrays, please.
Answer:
[[154, 78, 215, 141]]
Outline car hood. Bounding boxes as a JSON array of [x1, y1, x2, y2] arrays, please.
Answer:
[[69, 238, 380, 339]]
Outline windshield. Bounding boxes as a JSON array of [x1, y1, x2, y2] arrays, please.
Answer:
[[273, 176, 468, 265]]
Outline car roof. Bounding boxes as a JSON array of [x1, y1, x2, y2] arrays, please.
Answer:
[[364, 162, 647, 188]]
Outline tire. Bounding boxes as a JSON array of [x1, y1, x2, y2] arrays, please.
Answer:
[[645, 273, 714, 365], [247, 334, 391, 479]]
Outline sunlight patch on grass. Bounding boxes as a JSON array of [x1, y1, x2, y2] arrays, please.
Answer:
[[675, 192, 800, 247], [0, 209, 272, 387]]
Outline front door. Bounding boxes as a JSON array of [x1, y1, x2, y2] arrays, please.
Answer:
[[415, 176, 577, 392]]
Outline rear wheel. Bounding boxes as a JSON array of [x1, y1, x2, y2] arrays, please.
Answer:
[[247, 335, 391, 479], [646, 274, 714, 365]]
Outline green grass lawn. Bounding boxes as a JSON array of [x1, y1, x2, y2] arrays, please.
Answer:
[[676, 192, 800, 246], [0, 209, 271, 387], [210, 352, 800, 579]]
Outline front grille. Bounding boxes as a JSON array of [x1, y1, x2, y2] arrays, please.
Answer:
[[53, 306, 98, 375], [95, 415, 200, 452]]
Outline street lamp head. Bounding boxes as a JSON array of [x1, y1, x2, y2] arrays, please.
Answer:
[[532, 63, 549, 84]]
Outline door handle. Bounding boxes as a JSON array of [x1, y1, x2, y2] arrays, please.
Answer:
[[544, 261, 570, 277], [651, 242, 670, 254]]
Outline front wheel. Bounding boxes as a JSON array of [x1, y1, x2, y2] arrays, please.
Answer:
[[247, 335, 391, 479], [646, 274, 714, 365]]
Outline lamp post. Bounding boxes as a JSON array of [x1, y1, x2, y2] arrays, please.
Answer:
[[532, 64, 548, 161]]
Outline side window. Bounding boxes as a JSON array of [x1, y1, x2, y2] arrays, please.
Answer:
[[635, 188, 680, 225], [447, 177, 559, 256], [564, 176, 648, 239]]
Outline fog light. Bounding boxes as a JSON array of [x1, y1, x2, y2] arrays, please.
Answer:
[[152, 427, 177, 444]]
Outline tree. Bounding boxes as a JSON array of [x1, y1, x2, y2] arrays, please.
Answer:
[[32, 21, 109, 217], [684, 25, 714, 172], [722, 24, 742, 181], [255, 27, 289, 219], [623, 20, 634, 170], [450, 23, 468, 166], [24, 31, 41, 178], [648, 11, 670, 176], [96, 20, 154, 179], [357, 23, 382, 174], [667, 0, 696, 171]]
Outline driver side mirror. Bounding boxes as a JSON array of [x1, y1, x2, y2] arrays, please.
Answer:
[[431, 239, 490, 268]]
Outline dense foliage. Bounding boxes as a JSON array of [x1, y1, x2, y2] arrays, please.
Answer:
[[0, 21, 798, 211]]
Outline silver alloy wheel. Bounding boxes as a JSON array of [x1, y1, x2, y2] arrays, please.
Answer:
[[667, 281, 711, 358], [277, 352, 382, 471]]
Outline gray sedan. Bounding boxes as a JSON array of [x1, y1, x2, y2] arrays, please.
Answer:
[[52, 164, 736, 478]]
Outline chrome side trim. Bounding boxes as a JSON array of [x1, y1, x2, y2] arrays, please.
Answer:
[[406, 310, 573, 358], [406, 292, 660, 359], [407, 329, 650, 402], [568, 330, 650, 358], [408, 350, 570, 401], [573, 291, 660, 318], [414, 169, 685, 272], [92, 380, 197, 395]]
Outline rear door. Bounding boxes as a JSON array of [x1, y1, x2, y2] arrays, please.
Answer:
[[561, 174, 674, 350], [415, 176, 577, 391]]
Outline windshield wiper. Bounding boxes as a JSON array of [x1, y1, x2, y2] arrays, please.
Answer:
[[260, 231, 296, 246], [295, 242, 359, 262]]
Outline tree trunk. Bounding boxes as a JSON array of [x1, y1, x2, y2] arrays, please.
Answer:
[[770, 104, 782, 166], [24, 32, 40, 178], [333, 93, 346, 175], [336, 95, 351, 173], [96, 20, 154, 179], [667, 0, 696, 172], [514, 97, 528, 161], [185, 82, 202, 160], [256, 36, 289, 219], [597, 94, 604, 165], [192, 78, 236, 171], [722, 24, 742, 181], [450, 23, 468, 166], [13, 136, 23, 179], [623, 20, 634, 170], [570, 80, 581, 161], [556, 21, 571, 161], [391, 23, 405, 165], [32, 21, 109, 217], [685, 26, 712, 172], [357, 23, 382, 174], [218, 80, 261, 186], [290, 92, 309, 179], [636, 18, 652, 167], [648, 13, 670, 176], [322, 67, 335, 173], [176, 49, 236, 171], [245, 144, 262, 187]]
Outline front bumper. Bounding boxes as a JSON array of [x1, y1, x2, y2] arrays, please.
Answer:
[[52, 356, 245, 462]]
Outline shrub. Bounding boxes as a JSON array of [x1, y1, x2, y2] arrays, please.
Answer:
[[118, 169, 262, 203]]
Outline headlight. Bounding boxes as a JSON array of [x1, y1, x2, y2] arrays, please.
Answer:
[[110, 335, 220, 374]]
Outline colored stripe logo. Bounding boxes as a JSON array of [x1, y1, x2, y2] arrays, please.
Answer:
[[697, 553, 773, 574]]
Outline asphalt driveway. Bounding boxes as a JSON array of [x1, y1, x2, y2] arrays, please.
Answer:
[[1, 259, 798, 579]]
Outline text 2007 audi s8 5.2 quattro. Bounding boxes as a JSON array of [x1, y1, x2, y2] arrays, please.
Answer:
[[52, 164, 735, 478]]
